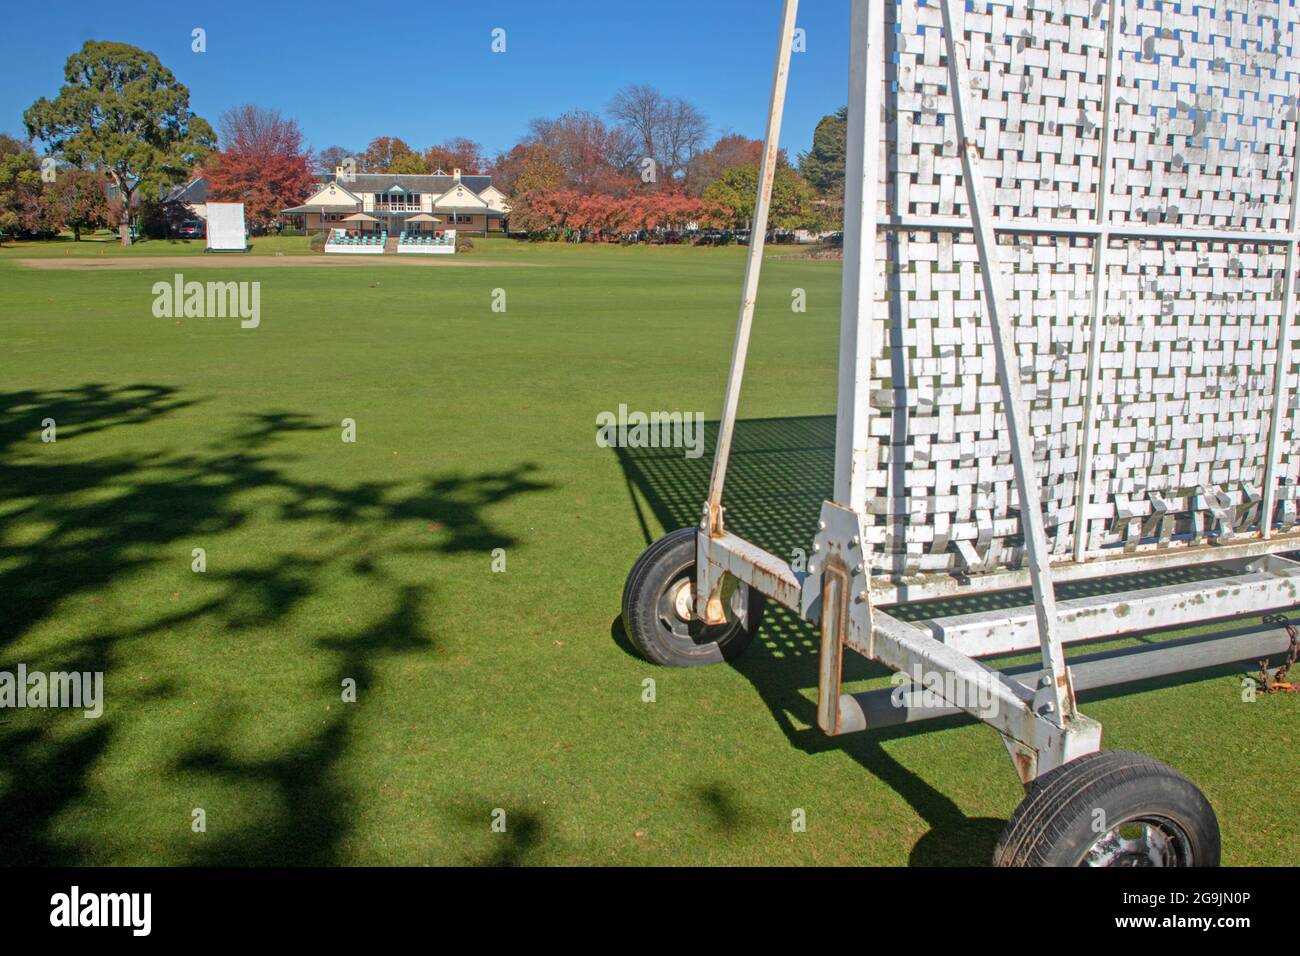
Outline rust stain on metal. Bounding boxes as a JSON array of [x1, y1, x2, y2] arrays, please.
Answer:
[[706, 500, 725, 536], [704, 573, 739, 627], [1011, 748, 1035, 785], [745, 559, 792, 608], [818, 556, 851, 736]]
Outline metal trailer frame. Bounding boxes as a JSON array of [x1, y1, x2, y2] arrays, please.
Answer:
[[691, 0, 1300, 787]]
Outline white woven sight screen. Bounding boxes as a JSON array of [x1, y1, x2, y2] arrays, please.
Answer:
[[863, 0, 1300, 579]]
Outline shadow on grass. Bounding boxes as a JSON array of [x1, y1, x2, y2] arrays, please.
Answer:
[[438, 802, 545, 866], [611, 415, 1016, 865], [612, 414, 1293, 864], [0, 383, 552, 865]]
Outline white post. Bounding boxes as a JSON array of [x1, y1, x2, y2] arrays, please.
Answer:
[[1072, 0, 1124, 563], [703, 0, 801, 532], [1259, 9, 1300, 539], [833, 0, 885, 514]]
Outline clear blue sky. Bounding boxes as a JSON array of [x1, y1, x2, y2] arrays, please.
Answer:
[[2, 0, 851, 163]]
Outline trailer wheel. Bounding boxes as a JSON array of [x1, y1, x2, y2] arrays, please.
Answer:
[[994, 750, 1219, 867], [622, 528, 766, 666]]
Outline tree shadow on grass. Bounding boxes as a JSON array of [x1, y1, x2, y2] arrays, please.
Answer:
[[720, 605, 1008, 866], [691, 782, 765, 835], [441, 802, 545, 866], [612, 415, 1296, 864], [610, 415, 1007, 865], [0, 383, 552, 865]]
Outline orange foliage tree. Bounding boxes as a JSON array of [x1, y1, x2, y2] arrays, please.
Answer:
[[205, 105, 315, 229]]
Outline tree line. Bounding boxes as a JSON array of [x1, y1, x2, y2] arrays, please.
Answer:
[[4, 40, 847, 245]]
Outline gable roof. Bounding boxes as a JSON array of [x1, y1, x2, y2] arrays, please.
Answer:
[[281, 203, 357, 213], [301, 180, 362, 206], [162, 178, 209, 204], [433, 183, 490, 210], [476, 184, 512, 211], [330, 173, 494, 195]]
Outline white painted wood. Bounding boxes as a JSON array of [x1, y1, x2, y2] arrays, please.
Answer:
[[847, 0, 1300, 588], [703, 0, 801, 534], [834, 0, 886, 513]]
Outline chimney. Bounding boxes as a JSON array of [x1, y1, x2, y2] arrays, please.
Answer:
[[453, 168, 461, 183]]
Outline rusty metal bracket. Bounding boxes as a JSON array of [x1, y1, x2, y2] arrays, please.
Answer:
[[818, 558, 851, 734], [803, 503, 875, 734], [1258, 613, 1299, 692]]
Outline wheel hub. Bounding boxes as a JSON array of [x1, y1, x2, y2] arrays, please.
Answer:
[[670, 579, 694, 622], [1082, 820, 1188, 867]]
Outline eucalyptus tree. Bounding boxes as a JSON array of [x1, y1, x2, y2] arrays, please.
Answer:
[[25, 41, 215, 244]]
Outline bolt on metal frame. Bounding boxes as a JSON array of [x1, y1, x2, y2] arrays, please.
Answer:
[[695, 0, 1300, 782]]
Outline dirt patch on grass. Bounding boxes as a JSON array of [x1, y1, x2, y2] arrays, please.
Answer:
[[768, 246, 842, 261], [18, 255, 540, 270]]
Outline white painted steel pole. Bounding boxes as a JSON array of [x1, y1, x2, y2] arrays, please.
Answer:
[[1071, 0, 1123, 563], [940, 0, 1072, 722], [1258, 1, 1300, 540], [703, 0, 800, 531]]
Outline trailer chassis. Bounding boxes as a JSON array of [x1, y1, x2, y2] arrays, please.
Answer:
[[623, 0, 1300, 866]]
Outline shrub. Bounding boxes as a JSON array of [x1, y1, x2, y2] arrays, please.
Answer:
[[280, 225, 301, 238], [309, 232, 326, 252], [456, 235, 474, 252]]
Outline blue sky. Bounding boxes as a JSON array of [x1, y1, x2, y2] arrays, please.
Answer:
[[2, 0, 851, 163]]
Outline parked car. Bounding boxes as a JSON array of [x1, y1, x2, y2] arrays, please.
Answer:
[[177, 220, 205, 239]]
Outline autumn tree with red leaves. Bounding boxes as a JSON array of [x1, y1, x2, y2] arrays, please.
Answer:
[[358, 136, 422, 173], [493, 91, 842, 240], [204, 104, 314, 230], [513, 188, 716, 241], [522, 111, 638, 195], [685, 134, 766, 195], [423, 138, 487, 174], [34, 166, 115, 239]]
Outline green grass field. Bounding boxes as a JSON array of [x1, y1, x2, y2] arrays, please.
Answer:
[[0, 232, 316, 257], [1, 237, 1295, 866]]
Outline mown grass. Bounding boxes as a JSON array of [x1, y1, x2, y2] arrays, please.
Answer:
[[0, 232, 315, 258], [0, 240, 1294, 866]]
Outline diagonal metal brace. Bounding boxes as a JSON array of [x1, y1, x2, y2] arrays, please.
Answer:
[[939, 0, 1076, 727]]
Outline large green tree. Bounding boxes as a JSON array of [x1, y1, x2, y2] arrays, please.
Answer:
[[798, 107, 847, 225], [0, 135, 41, 243], [703, 161, 823, 235], [24, 41, 214, 244]]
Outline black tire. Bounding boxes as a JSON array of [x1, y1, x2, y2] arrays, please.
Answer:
[[621, 528, 766, 667], [994, 749, 1220, 867]]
